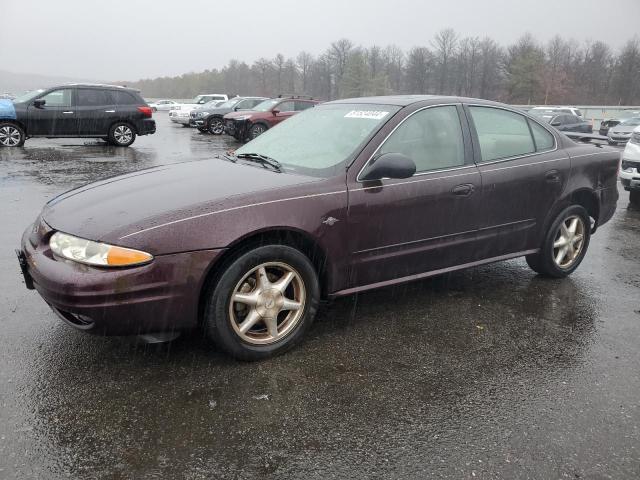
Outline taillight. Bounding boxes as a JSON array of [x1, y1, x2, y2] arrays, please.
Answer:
[[137, 106, 153, 118]]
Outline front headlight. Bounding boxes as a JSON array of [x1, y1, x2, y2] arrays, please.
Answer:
[[630, 132, 640, 145], [49, 232, 153, 267], [199, 112, 209, 117]]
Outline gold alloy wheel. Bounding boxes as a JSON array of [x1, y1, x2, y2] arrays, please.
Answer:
[[229, 262, 306, 345], [552, 215, 586, 269]]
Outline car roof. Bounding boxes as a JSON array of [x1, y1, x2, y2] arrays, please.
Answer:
[[63, 83, 139, 92], [326, 95, 506, 107]]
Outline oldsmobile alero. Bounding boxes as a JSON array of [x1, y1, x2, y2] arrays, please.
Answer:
[[17, 95, 619, 360]]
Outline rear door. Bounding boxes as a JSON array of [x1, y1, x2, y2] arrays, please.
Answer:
[[110, 90, 141, 125], [26, 88, 76, 136], [75, 88, 116, 135], [465, 105, 570, 259]]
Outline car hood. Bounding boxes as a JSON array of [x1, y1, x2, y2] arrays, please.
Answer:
[[41, 159, 319, 248], [610, 125, 638, 134], [0, 99, 17, 120], [224, 110, 262, 120]]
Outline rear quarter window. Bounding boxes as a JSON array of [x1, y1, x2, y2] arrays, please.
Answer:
[[110, 90, 139, 105], [527, 119, 555, 152], [469, 106, 535, 162]]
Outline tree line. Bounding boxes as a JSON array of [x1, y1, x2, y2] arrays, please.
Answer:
[[126, 30, 640, 105]]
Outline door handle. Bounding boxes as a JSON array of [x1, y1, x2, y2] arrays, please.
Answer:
[[62, 111, 74, 114], [545, 170, 560, 182], [451, 184, 474, 196], [104, 110, 115, 113]]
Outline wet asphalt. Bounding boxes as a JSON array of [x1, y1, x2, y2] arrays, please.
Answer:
[[0, 115, 639, 479]]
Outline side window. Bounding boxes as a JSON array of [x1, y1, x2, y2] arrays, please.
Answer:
[[378, 105, 465, 173], [248, 99, 262, 108], [40, 89, 72, 108], [276, 101, 295, 112], [236, 100, 252, 109], [469, 106, 535, 162], [295, 101, 314, 111], [111, 90, 137, 105], [77, 89, 110, 106], [528, 119, 555, 152]]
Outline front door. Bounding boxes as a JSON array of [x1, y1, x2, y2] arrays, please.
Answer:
[[347, 104, 482, 289], [465, 105, 570, 259], [27, 88, 76, 136]]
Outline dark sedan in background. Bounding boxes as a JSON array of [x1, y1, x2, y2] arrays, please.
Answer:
[[0, 84, 155, 147], [549, 113, 593, 133], [18, 95, 619, 360]]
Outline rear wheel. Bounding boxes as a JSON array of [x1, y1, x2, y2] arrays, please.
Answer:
[[526, 205, 590, 278], [630, 190, 640, 206], [208, 118, 224, 135], [108, 123, 136, 147], [0, 122, 25, 147], [204, 245, 320, 361]]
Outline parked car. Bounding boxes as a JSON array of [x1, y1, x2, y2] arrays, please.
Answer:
[[17, 95, 619, 360], [620, 126, 640, 206], [529, 106, 583, 120], [169, 94, 229, 126], [0, 93, 15, 100], [598, 111, 640, 136], [223, 96, 318, 141], [148, 99, 178, 112], [0, 84, 155, 147], [191, 97, 268, 133], [170, 99, 224, 127], [607, 117, 640, 145], [548, 114, 593, 133]]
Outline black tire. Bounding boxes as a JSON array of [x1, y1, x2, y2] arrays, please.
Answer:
[[526, 205, 591, 278], [208, 117, 225, 135], [204, 245, 320, 361], [0, 122, 25, 147], [608, 140, 616, 146], [197, 127, 208, 133], [107, 122, 136, 147], [630, 190, 640, 206], [249, 123, 268, 140]]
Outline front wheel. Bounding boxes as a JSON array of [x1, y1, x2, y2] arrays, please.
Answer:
[[0, 122, 25, 147], [204, 245, 320, 361], [526, 205, 591, 278], [208, 118, 224, 135], [108, 123, 136, 147], [630, 190, 640, 206], [249, 123, 267, 140]]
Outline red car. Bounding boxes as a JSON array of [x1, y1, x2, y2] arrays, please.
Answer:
[[223, 96, 318, 142]]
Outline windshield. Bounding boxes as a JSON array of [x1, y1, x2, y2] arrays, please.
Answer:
[[620, 117, 640, 126], [201, 100, 220, 108], [219, 97, 243, 109], [252, 99, 281, 111], [13, 89, 45, 103], [234, 103, 400, 178]]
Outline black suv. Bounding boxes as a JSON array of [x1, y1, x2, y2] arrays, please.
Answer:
[[0, 84, 156, 147]]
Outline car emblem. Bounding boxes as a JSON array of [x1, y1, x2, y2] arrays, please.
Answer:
[[322, 216, 339, 226]]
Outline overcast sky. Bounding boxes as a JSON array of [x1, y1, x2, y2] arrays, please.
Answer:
[[2, 0, 639, 81]]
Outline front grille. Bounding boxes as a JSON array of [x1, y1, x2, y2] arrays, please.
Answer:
[[621, 160, 640, 171]]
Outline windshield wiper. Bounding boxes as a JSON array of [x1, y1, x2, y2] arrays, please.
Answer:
[[235, 153, 282, 172], [217, 152, 237, 163]]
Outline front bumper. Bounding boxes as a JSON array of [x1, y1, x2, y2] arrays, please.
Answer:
[[609, 134, 631, 143], [19, 220, 223, 336]]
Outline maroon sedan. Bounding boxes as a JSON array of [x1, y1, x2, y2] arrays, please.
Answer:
[[18, 96, 619, 360]]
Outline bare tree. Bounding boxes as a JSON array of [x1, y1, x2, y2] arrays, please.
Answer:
[[296, 51, 314, 94], [432, 28, 458, 94]]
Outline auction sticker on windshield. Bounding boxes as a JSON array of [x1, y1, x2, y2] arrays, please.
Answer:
[[344, 110, 390, 120]]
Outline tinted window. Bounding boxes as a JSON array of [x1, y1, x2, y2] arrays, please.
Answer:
[[111, 90, 138, 105], [295, 101, 314, 111], [77, 89, 111, 106], [40, 89, 72, 107], [378, 105, 465, 173], [528, 119, 555, 151], [276, 101, 295, 112], [575, 110, 582, 117], [469, 107, 535, 162]]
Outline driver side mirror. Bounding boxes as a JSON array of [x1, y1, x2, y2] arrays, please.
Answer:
[[360, 152, 416, 181], [551, 120, 561, 127], [33, 99, 46, 108], [272, 109, 280, 116]]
